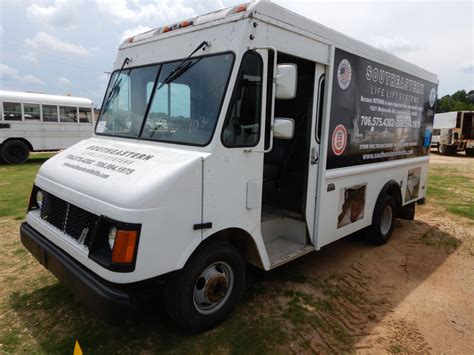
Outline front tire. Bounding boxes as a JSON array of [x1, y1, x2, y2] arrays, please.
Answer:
[[438, 143, 449, 155], [1, 140, 30, 164], [163, 240, 245, 332], [365, 195, 397, 245]]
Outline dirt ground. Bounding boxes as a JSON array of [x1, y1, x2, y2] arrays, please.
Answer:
[[0, 153, 473, 353]]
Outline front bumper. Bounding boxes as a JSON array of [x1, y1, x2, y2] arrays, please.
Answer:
[[20, 222, 132, 322]]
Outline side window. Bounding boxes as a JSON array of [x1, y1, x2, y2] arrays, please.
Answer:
[[60, 106, 78, 123], [432, 129, 441, 135], [42, 105, 58, 122], [316, 75, 325, 142], [222, 51, 263, 147], [79, 107, 93, 123], [3, 102, 22, 121], [24, 103, 41, 120]]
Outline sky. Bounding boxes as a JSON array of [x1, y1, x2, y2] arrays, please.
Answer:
[[0, 0, 473, 107]]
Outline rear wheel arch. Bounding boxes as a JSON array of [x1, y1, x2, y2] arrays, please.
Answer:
[[378, 180, 402, 215]]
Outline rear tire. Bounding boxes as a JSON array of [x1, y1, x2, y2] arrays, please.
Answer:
[[1, 140, 30, 164], [465, 148, 474, 157], [365, 194, 397, 245], [163, 240, 246, 333]]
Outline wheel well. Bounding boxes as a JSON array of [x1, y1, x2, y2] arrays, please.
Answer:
[[2, 138, 33, 151], [203, 228, 264, 269], [378, 180, 402, 215]]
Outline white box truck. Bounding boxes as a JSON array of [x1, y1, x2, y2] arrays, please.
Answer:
[[20, 1, 438, 332], [431, 111, 474, 156]]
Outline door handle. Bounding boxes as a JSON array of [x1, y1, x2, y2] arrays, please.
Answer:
[[311, 146, 319, 164]]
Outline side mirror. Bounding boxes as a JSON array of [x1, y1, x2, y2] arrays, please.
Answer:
[[273, 118, 295, 139], [275, 64, 297, 99]]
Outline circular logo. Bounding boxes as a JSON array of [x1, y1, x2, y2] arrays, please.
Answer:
[[429, 88, 436, 107], [332, 124, 347, 156], [337, 59, 352, 90]]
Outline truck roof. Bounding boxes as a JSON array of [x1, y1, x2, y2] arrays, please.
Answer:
[[0, 89, 93, 107], [120, 1, 438, 84]]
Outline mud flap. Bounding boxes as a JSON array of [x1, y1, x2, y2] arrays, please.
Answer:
[[399, 202, 416, 220]]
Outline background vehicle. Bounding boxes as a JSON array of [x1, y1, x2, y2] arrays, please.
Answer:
[[21, 1, 437, 332], [432, 111, 474, 156], [0, 90, 95, 163]]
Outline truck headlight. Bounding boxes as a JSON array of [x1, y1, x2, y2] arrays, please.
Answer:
[[108, 226, 117, 249], [88, 218, 141, 272], [36, 190, 44, 208]]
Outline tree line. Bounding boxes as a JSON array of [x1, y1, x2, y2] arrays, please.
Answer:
[[436, 90, 474, 113]]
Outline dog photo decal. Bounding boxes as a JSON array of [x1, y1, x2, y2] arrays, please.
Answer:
[[337, 183, 367, 229]]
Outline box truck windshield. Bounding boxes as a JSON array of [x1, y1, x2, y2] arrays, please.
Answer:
[[96, 52, 234, 146]]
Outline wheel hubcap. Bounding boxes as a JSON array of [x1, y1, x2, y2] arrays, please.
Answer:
[[380, 205, 393, 235], [193, 262, 234, 314]]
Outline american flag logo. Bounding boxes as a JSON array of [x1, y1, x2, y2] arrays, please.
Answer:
[[337, 59, 352, 90]]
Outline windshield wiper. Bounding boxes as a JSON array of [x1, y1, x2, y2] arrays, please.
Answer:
[[156, 41, 209, 91], [102, 57, 130, 112]]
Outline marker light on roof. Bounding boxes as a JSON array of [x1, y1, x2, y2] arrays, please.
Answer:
[[162, 26, 171, 33], [180, 20, 193, 28], [127, 36, 134, 43], [233, 4, 247, 13]]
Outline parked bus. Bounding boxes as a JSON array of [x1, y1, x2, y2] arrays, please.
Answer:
[[431, 111, 474, 156], [0, 90, 95, 163], [21, 1, 438, 332]]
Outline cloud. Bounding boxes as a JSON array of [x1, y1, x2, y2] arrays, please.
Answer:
[[0, 64, 44, 86], [25, 32, 90, 57], [120, 26, 152, 42], [26, 1, 82, 30], [370, 35, 420, 54], [57, 76, 72, 88], [96, 0, 223, 25]]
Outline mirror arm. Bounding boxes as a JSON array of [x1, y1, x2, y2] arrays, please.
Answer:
[[248, 45, 277, 153]]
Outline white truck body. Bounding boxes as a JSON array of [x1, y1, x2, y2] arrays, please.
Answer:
[[0, 90, 94, 163], [21, 1, 438, 330]]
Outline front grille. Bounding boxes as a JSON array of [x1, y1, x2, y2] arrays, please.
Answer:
[[39, 191, 99, 248]]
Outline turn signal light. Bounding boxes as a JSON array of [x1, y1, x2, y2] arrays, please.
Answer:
[[111, 230, 138, 264]]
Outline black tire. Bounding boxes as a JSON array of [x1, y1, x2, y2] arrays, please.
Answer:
[[163, 240, 245, 333], [365, 194, 397, 245], [438, 144, 449, 155], [465, 148, 474, 157], [1, 140, 30, 164]]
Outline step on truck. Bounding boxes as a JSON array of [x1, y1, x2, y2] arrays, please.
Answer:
[[20, 1, 438, 332]]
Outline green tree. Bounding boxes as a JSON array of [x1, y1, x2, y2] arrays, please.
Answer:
[[436, 90, 474, 113]]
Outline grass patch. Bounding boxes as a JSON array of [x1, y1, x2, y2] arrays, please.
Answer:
[[421, 228, 461, 252], [0, 153, 55, 220], [427, 164, 474, 221]]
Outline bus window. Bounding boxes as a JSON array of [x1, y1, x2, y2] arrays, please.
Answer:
[[60, 106, 78, 123], [24, 103, 41, 120], [42, 105, 58, 122], [3, 102, 22, 121], [79, 107, 93, 123]]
